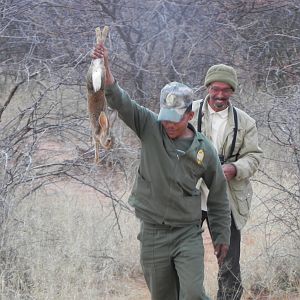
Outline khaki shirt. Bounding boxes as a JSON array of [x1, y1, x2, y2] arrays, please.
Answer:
[[191, 98, 263, 230]]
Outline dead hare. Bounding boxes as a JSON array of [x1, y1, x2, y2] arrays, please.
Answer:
[[86, 26, 117, 163]]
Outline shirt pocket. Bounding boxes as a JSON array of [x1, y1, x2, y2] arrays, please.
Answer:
[[179, 161, 203, 196]]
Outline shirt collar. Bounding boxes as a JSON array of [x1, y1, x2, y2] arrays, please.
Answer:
[[208, 104, 229, 119]]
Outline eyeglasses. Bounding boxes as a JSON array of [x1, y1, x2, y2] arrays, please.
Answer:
[[209, 86, 233, 95]]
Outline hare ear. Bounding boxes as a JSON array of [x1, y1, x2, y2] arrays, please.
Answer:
[[109, 110, 118, 127], [99, 111, 108, 130], [101, 26, 109, 42], [95, 27, 102, 43]]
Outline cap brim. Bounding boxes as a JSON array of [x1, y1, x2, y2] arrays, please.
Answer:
[[157, 108, 183, 122]]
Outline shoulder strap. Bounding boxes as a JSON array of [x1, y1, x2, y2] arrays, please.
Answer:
[[197, 100, 204, 132], [228, 106, 238, 159]]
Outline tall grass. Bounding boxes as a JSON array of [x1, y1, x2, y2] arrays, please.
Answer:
[[0, 180, 142, 299]]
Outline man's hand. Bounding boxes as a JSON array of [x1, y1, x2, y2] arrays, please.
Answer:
[[222, 163, 236, 181], [91, 43, 108, 65], [214, 244, 229, 266], [91, 43, 115, 86]]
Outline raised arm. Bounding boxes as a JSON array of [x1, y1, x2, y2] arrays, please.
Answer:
[[90, 42, 156, 140]]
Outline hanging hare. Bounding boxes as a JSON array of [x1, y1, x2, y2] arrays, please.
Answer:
[[86, 26, 117, 163]]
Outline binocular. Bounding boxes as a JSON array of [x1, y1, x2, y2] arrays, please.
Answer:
[[218, 155, 225, 165]]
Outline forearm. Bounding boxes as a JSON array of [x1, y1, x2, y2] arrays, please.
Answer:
[[232, 123, 263, 180], [104, 58, 115, 86], [205, 158, 231, 245], [105, 82, 150, 137], [207, 191, 231, 245], [105, 81, 128, 110]]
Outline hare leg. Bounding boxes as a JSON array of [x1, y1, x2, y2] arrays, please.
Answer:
[[95, 140, 100, 163]]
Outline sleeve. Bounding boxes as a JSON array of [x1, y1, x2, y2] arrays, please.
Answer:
[[105, 81, 156, 139], [203, 148, 231, 246], [231, 121, 263, 180]]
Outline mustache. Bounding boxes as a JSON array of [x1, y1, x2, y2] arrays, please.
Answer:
[[210, 95, 230, 101], [212, 96, 228, 101]]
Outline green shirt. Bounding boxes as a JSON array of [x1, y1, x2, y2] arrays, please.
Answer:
[[105, 82, 231, 245]]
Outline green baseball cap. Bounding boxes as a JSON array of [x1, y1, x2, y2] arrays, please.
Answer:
[[158, 82, 193, 122]]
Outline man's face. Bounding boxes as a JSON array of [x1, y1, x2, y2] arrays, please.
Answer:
[[161, 111, 194, 139], [207, 82, 233, 112]]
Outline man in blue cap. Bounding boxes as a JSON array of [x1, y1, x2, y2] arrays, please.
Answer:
[[89, 43, 231, 300]]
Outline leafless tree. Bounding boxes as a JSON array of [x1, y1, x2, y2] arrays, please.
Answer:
[[0, 0, 299, 296]]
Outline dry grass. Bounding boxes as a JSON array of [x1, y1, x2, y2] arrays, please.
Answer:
[[1, 179, 143, 299], [2, 181, 298, 299], [0, 133, 299, 299], [0, 79, 299, 300]]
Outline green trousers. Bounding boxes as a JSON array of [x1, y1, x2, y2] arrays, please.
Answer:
[[138, 221, 211, 300]]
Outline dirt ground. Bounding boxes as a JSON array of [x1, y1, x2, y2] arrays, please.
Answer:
[[108, 228, 299, 300]]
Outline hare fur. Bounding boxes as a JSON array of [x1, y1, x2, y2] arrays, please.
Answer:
[[86, 26, 117, 163]]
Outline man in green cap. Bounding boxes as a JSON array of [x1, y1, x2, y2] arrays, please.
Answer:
[[89, 43, 231, 300], [191, 64, 263, 300]]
